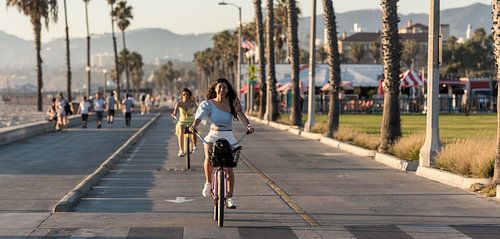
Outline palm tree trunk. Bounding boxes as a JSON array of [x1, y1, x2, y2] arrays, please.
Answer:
[[122, 30, 131, 95], [266, 0, 278, 121], [64, 0, 72, 102], [323, 0, 341, 137], [33, 18, 43, 112], [110, 2, 121, 100], [287, 0, 301, 126], [492, 1, 500, 184], [254, 0, 267, 118], [378, 0, 402, 152]]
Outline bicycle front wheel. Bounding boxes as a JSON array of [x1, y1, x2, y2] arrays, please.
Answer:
[[184, 130, 190, 169], [217, 169, 224, 227]]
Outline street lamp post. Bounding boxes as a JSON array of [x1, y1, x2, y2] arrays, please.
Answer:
[[85, 66, 91, 97], [305, 0, 317, 132], [419, 0, 441, 167], [218, 1, 242, 99], [102, 69, 108, 98]]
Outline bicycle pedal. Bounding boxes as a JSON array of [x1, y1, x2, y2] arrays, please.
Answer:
[[227, 206, 236, 209]]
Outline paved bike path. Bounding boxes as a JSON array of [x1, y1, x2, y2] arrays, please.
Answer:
[[27, 116, 500, 239], [31, 114, 308, 238], [0, 114, 155, 238]]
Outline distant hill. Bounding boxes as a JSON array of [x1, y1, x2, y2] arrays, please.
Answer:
[[298, 3, 491, 48], [0, 28, 214, 67], [0, 3, 492, 67]]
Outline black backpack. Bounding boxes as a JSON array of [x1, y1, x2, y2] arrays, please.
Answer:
[[210, 138, 237, 167], [64, 102, 72, 115]]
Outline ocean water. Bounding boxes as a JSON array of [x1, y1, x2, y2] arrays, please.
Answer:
[[0, 103, 49, 128]]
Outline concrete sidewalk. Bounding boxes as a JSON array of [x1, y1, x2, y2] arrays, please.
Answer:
[[0, 113, 157, 238]]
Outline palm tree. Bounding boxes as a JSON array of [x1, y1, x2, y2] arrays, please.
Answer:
[[107, 0, 121, 100], [287, 0, 301, 126], [254, 0, 266, 118], [491, 0, 500, 184], [322, 0, 341, 137], [63, 0, 72, 101], [265, 0, 279, 121], [84, 0, 91, 97], [378, 0, 402, 152], [6, 0, 58, 112], [113, 0, 133, 94]]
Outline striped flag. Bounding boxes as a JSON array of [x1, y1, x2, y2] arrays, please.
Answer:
[[241, 38, 255, 50]]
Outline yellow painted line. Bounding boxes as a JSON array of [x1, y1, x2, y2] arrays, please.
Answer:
[[241, 155, 320, 227]]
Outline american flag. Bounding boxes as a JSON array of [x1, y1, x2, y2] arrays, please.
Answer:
[[241, 38, 255, 50]]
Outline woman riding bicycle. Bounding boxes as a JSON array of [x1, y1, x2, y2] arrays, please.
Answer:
[[192, 78, 254, 208], [171, 88, 198, 157]]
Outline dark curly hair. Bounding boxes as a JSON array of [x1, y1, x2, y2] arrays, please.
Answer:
[[181, 88, 193, 98], [206, 78, 238, 119]]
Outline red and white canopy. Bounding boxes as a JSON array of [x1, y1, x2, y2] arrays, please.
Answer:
[[400, 70, 425, 88]]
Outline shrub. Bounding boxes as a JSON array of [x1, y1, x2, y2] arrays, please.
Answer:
[[353, 134, 380, 150], [436, 138, 495, 178], [390, 132, 425, 162]]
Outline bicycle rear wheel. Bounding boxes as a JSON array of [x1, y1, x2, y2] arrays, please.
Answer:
[[213, 203, 218, 221], [217, 168, 224, 227]]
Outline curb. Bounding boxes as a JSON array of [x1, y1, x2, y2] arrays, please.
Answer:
[[375, 152, 418, 171], [53, 112, 162, 212], [338, 142, 376, 158], [416, 166, 491, 190]]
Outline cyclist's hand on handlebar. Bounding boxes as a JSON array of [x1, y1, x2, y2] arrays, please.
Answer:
[[190, 126, 197, 134], [246, 124, 255, 134]]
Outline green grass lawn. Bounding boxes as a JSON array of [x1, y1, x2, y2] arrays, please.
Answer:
[[280, 113, 497, 140]]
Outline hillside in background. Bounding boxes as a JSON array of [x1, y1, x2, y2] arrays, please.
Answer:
[[0, 3, 492, 68]]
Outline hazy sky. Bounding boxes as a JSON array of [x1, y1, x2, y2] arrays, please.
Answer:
[[0, 0, 491, 42]]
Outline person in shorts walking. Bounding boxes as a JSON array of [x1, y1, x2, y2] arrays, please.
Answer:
[[107, 91, 118, 124], [77, 96, 91, 128], [122, 93, 135, 126], [94, 92, 106, 128]]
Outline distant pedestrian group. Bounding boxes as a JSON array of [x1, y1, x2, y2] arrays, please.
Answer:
[[48, 91, 143, 131]]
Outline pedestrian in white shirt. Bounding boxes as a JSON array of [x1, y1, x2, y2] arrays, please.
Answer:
[[77, 96, 91, 128], [94, 92, 106, 128]]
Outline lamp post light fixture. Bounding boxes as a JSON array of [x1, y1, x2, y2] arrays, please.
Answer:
[[85, 66, 91, 97], [218, 0, 242, 99]]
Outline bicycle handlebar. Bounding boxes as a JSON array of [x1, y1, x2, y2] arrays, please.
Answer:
[[193, 129, 249, 147]]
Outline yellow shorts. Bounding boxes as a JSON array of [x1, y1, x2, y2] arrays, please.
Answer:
[[175, 122, 193, 136]]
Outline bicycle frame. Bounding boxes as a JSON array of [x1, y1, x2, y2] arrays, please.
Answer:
[[193, 129, 249, 227]]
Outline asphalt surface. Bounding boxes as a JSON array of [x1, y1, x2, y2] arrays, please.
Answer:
[[0, 113, 155, 238], [2, 112, 500, 238]]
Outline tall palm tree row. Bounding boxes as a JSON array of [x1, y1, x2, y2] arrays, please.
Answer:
[[378, 0, 402, 152], [254, 0, 266, 118], [113, 0, 133, 94], [63, 0, 72, 101], [265, 0, 279, 121], [107, 0, 121, 100], [6, 0, 58, 112], [491, 0, 500, 184], [286, 0, 301, 126], [322, 0, 341, 138], [84, 0, 91, 97]]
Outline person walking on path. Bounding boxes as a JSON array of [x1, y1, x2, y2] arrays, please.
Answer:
[[94, 92, 106, 129], [192, 78, 255, 208], [107, 91, 118, 124], [122, 93, 135, 127], [171, 88, 198, 157], [77, 96, 91, 128], [55, 92, 68, 131]]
